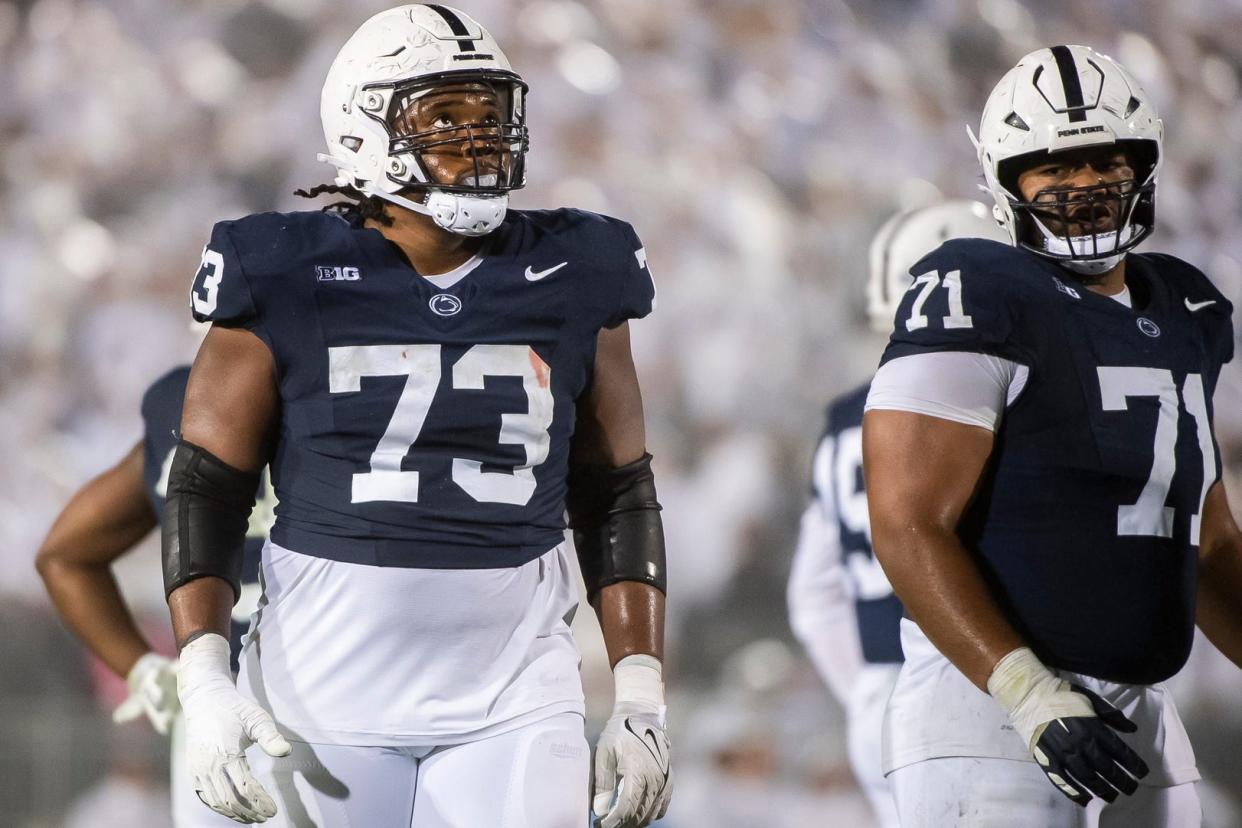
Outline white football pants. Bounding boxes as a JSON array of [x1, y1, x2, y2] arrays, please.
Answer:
[[891, 757, 1201, 828], [886, 621, 1201, 827], [246, 711, 589, 827], [847, 664, 901, 828]]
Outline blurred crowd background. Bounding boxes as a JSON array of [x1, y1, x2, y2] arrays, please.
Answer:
[[4, 0, 1242, 825]]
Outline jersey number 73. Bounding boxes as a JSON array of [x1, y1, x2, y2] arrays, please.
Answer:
[[328, 344, 553, 507]]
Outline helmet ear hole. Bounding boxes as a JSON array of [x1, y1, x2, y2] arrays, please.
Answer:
[[340, 136, 363, 152]]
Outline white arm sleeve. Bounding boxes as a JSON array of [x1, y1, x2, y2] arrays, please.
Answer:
[[787, 438, 864, 705], [864, 351, 1029, 431]]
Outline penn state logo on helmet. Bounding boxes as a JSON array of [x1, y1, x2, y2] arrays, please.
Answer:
[[972, 45, 1163, 276], [319, 5, 528, 237]]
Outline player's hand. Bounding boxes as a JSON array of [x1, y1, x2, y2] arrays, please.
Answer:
[[113, 652, 180, 735], [988, 647, 1149, 806], [1030, 684, 1149, 806], [593, 706, 672, 827], [593, 655, 672, 828], [178, 633, 291, 824]]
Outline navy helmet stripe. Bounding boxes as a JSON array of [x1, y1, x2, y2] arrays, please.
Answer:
[[1050, 45, 1088, 123], [425, 5, 476, 52]]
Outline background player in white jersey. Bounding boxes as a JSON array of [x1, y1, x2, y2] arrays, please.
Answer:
[[864, 45, 1242, 827], [36, 365, 271, 827], [788, 199, 1008, 828], [163, 6, 671, 827]]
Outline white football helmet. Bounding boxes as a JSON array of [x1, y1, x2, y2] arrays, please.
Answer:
[[319, 5, 528, 236], [866, 200, 1008, 332], [974, 45, 1162, 275]]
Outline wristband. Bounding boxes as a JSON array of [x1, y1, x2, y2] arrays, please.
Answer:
[[987, 646, 1092, 751], [613, 654, 665, 719]]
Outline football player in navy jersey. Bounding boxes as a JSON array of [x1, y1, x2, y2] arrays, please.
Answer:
[[863, 45, 1242, 827], [788, 200, 1007, 828], [36, 364, 271, 827], [163, 6, 671, 827]]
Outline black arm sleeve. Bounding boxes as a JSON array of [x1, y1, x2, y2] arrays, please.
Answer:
[[162, 440, 259, 601], [565, 452, 667, 601]]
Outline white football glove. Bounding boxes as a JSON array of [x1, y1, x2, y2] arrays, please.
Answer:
[[178, 633, 291, 824], [113, 652, 180, 735], [593, 655, 673, 828]]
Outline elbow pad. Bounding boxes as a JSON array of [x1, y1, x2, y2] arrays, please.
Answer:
[[162, 440, 259, 601], [566, 452, 667, 601]]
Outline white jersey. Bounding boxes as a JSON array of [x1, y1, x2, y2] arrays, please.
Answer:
[[237, 539, 584, 746], [884, 619, 1199, 787]]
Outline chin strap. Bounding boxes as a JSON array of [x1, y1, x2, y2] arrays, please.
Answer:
[[315, 153, 507, 237], [368, 188, 508, 237], [1029, 216, 1136, 276]]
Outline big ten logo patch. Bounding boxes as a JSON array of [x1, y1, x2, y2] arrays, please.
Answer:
[[317, 265, 362, 282]]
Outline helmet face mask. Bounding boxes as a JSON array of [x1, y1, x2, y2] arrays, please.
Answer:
[[1000, 143, 1157, 270], [377, 72, 528, 196], [974, 45, 1163, 276]]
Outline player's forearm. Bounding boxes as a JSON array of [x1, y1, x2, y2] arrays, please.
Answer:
[[788, 572, 863, 703], [34, 441, 158, 676], [1196, 578, 1242, 668], [168, 576, 235, 650], [873, 521, 1023, 689], [1195, 529, 1242, 668], [37, 559, 151, 676], [788, 504, 863, 700], [592, 581, 665, 667], [1195, 482, 1242, 668]]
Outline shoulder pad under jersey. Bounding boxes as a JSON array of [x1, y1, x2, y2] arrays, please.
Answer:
[[189, 210, 352, 328], [882, 238, 1049, 366], [1140, 252, 1234, 366], [510, 208, 656, 329]]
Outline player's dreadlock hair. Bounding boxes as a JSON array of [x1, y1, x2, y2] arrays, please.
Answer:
[[293, 184, 394, 226]]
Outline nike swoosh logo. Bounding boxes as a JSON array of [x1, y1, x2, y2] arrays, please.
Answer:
[[624, 718, 670, 779], [524, 262, 568, 281], [1185, 298, 1217, 312]]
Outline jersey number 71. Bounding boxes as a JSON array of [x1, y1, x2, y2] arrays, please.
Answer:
[[1098, 367, 1215, 545]]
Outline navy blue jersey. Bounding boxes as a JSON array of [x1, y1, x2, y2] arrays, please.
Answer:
[[188, 208, 654, 569], [882, 239, 1234, 684], [141, 366, 272, 670], [812, 382, 904, 664]]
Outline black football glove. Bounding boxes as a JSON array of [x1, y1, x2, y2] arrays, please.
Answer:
[[988, 647, 1150, 807], [1031, 684, 1150, 806]]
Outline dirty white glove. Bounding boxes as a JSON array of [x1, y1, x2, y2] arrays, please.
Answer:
[[178, 633, 290, 824], [593, 655, 673, 828], [113, 652, 180, 735]]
